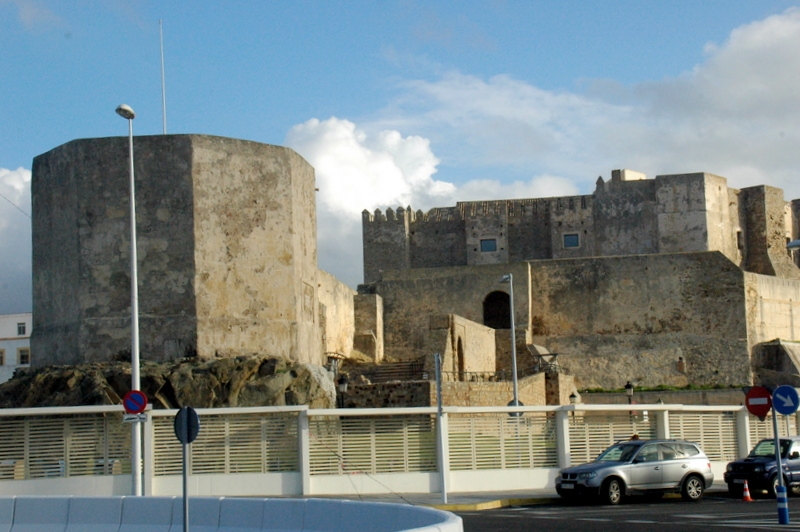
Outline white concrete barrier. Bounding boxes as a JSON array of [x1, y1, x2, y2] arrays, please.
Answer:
[[0, 497, 462, 532]]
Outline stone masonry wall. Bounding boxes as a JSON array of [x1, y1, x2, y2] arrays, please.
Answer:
[[32, 136, 198, 365], [353, 293, 383, 362], [529, 252, 752, 388], [318, 269, 356, 359], [32, 135, 323, 367], [344, 372, 547, 408]]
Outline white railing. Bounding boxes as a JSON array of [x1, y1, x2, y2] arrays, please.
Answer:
[[0, 403, 796, 497]]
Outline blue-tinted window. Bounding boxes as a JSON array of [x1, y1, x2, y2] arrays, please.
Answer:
[[563, 234, 579, 248], [480, 239, 497, 252]]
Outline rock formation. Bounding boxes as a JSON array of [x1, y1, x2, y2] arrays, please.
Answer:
[[0, 354, 335, 409]]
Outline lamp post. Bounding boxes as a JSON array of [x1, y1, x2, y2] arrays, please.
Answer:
[[625, 381, 634, 405], [116, 104, 142, 496], [499, 274, 519, 408], [337, 374, 348, 408]]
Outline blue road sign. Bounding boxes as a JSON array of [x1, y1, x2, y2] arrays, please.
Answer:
[[773, 385, 800, 416]]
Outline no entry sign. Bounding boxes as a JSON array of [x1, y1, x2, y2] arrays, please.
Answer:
[[745, 386, 772, 421]]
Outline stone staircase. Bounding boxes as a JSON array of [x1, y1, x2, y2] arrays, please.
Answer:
[[348, 357, 426, 383]]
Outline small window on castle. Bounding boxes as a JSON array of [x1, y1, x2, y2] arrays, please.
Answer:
[[563, 234, 579, 248], [737, 231, 743, 250], [480, 239, 497, 252], [18, 348, 30, 365], [0, 349, 4, 366], [17, 323, 25, 336]]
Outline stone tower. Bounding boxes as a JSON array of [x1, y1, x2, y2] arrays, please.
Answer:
[[31, 135, 322, 367]]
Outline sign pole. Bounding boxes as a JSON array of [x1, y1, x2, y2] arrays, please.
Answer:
[[174, 407, 200, 532], [771, 385, 799, 525], [772, 407, 789, 525]]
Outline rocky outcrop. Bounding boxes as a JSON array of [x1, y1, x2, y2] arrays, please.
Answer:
[[0, 354, 335, 409]]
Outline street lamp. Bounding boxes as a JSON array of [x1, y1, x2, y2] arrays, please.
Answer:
[[569, 392, 578, 417], [116, 103, 142, 496], [337, 374, 348, 408], [569, 392, 578, 405], [625, 381, 634, 405], [499, 274, 519, 408]]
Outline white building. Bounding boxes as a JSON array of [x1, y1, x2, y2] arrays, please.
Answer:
[[0, 313, 31, 383]]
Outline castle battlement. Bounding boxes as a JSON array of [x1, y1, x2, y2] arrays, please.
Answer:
[[362, 168, 800, 284]]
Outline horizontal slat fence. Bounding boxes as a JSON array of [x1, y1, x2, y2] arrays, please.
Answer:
[[0, 403, 796, 496]]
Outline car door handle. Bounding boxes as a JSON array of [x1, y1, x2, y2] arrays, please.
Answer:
[[682, 464, 688, 468], [654, 466, 661, 470]]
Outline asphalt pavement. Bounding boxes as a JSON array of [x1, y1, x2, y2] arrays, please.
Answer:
[[296, 484, 730, 512]]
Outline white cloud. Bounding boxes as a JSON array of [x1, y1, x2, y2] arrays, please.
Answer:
[[0, 167, 32, 314], [6, 9, 800, 304], [286, 8, 800, 288]]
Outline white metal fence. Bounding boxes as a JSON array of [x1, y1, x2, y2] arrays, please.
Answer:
[[0, 403, 795, 497]]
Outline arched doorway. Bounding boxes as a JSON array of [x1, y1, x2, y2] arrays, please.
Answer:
[[483, 291, 511, 329]]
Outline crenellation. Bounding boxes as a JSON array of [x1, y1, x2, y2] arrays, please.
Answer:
[[363, 168, 800, 282]]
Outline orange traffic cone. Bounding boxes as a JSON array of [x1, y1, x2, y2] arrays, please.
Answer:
[[742, 480, 753, 502]]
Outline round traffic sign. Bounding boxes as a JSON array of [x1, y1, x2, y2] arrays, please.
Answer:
[[122, 390, 148, 415], [174, 406, 200, 444], [745, 386, 772, 420], [773, 385, 800, 416]]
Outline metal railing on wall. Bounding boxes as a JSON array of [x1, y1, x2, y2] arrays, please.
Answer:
[[0, 403, 796, 497]]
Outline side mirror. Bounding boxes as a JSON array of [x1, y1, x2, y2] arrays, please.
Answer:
[[790, 451, 800, 460]]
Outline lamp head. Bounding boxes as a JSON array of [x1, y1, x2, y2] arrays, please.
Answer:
[[337, 374, 348, 393], [500, 274, 511, 283], [788, 239, 800, 251], [116, 104, 136, 120], [625, 381, 634, 396]]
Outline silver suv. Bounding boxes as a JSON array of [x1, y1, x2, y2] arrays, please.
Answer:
[[555, 439, 714, 504]]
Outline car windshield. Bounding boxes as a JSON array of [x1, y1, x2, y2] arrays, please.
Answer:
[[596, 443, 638, 462], [749, 439, 791, 458]]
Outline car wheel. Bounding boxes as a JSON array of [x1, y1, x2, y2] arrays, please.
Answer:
[[602, 478, 623, 505], [681, 475, 704, 501], [769, 475, 789, 498]]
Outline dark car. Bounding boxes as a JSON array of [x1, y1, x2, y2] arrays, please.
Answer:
[[725, 436, 800, 497], [556, 439, 713, 504]]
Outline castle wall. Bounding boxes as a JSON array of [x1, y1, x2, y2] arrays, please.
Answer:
[[409, 208, 466, 270], [506, 200, 552, 262], [369, 263, 530, 363], [462, 201, 510, 265], [353, 293, 383, 362], [343, 372, 546, 408], [362, 208, 410, 283], [744, 273, 800, 347], [31, 136, 199, 365], [189, 137, 322, 365], [361, 170, 799, 287], [318, 269, 356, 359], [593, 178, 658, 256], [656, 173, 714, 253], [425, 315, 495, 379], [741, 186, 800, 279], [32, 135, 323, 367], [550, 195, 595, 259], [527, 252, 752, 389]]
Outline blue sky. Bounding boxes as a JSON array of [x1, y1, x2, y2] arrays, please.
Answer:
[[2, 0, 800, 314]]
